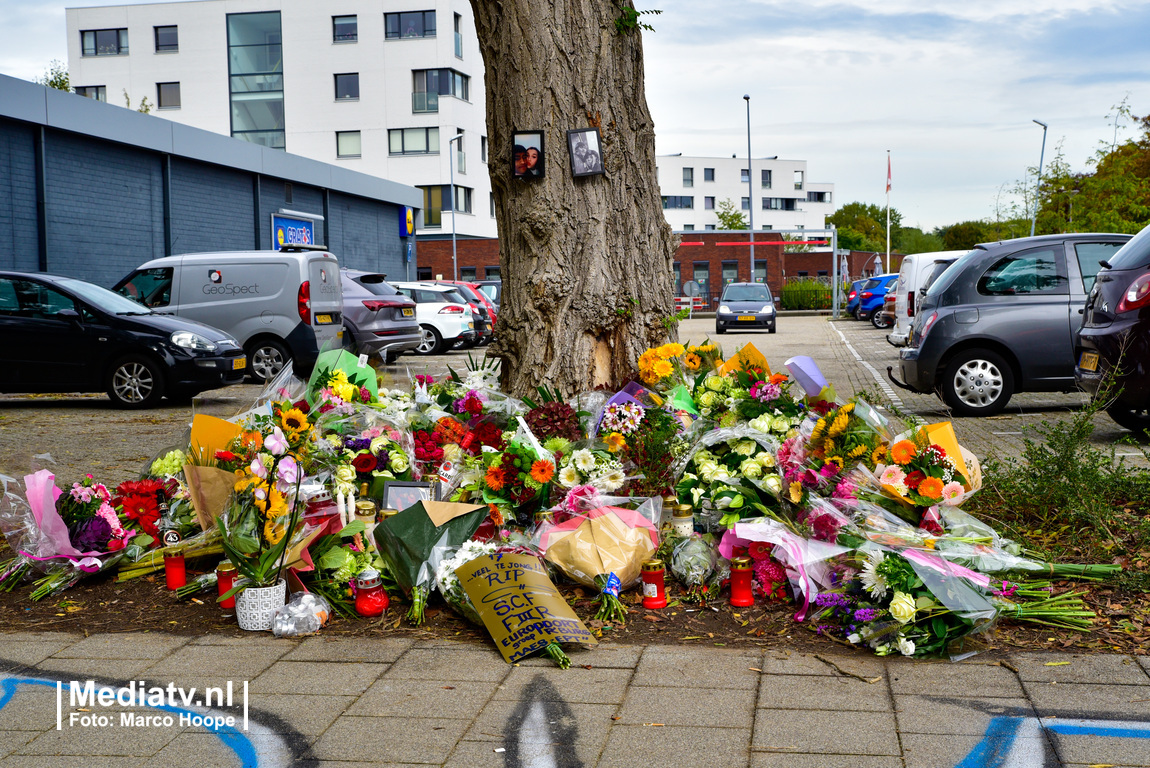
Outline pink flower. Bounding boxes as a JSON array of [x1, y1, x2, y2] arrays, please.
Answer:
[[264, 427, 289, 456], [276, 456, 300, 493], [940, 481, 965, 505], [878, 465, 906, 486], [95, 502, 124, 537], [249, 457, 268, 479], [562, 485, 601, 515]]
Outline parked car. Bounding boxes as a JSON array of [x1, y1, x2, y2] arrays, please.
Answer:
[[893, 233, 1131, 416], [114, 246, 342, 383], [845, 279, 866, 318], [0, 270, 246, 408], [391, 282, 478, 355], [887, 251, 966, 347], [715, 282, 776, 334], [435, 280, 496, 346], [341, 270, 420, 363], [873, 290, 896, 330], [854, 273, 898, 321], [1075, 223, 1150, 434], [475, 280, 502, 310]]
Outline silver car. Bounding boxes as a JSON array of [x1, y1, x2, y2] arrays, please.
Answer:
[[341, 270, 420, 363]]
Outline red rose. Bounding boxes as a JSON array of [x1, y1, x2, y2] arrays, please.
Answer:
[[905, 470, 925, 490], [463, 396, 483, 416], [215, 450, 237, 462], [351, 452, 377, 473], [106, 538, 125, 552], [293, 399, 311, 414]]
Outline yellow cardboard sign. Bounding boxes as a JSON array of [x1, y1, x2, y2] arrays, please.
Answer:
[[718, 343, 771, 376], [456, 553, 596, 664], [188, 414, 243, 464]]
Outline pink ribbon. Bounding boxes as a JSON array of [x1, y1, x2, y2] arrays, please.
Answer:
[[902, 548, 991, 588], [18, 551, 104, 573]]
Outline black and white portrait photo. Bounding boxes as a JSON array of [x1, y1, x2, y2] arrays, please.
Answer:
[[567, 128, 604, 177]]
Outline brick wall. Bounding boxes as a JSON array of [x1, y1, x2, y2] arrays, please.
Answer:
[[0, 121, 40, 272], [416, 237, 502, 281], [171, 158, 254, 253]]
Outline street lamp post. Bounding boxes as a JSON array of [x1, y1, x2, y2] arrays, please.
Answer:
[[744, 95, 755, 282], [448, 133, 463, 280], [1030, 120, 1048, 237]]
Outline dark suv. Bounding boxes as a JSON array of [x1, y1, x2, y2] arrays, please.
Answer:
[[892, 233, 1130, 415], [1076, 223, 1150, 434]]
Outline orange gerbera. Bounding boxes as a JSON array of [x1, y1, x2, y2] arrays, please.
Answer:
[[484, 465, 505, 491], [890, 440, 917, 465], [530, 460, 555, 484], [604, 432, 627, 453], [769, 373, 789, 385], [917, 476, 944, 500], [240, 430, 263, 450], [487, 503, 505, 526]]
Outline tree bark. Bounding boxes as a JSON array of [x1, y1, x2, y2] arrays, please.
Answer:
[[470, 0, 678, 398]]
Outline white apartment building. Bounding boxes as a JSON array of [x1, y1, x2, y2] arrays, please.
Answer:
[[655, 155, 834, 233], [66, 0, 495, 238]]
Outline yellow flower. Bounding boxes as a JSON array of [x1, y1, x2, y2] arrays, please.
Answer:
[[827, 412, 850, 438], [684, 353, 702, 371], [651, 359, 674, 379], [280, 408, 309, 434], [871, 444, 889, 465], [891, 440, 917, 465], [823, 437, 835, 455], [331, 369, 350, 386], [263, 518, 286, 546], [332, 381, 356, 402], [827, 456, 845, 470], [604, 432, 627, 453], [788, 481, 804, 504], [657, 342, 685, 359], [809, 418, 826, 442], [842, 402, 855, 414], [849, 444, 869, 459]]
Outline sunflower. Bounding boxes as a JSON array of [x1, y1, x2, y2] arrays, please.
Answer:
[[281, 408, 310, 434], [484, 465, 506, 491], [871, 444, 889, 465], [263, 518, 286, 546], [826, 456, 845, 470], [917, 476, 944, 501], [651, 359, 674, 379], [890, 440, 917, 465], [684, 353, 702, 371], [530, 460, 555, 484], [604, 432, 627, 453]]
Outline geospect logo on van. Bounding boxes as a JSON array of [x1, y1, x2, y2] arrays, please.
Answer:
[[208, 270, 222, 283], [202, 271, 260, 296]]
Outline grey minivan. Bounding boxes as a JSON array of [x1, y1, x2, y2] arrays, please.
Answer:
[[891, 233, 1130, 415]]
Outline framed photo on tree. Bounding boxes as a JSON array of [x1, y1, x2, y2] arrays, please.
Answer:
[[567, 128, 604, 177], [512, 131, 545, 179], [380, 481, 438, 513]]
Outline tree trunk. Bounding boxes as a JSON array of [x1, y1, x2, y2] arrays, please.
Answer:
[[470, 0, 678, 398]]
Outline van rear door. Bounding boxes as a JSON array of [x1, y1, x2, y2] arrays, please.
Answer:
[[306, 253, 343, 348]]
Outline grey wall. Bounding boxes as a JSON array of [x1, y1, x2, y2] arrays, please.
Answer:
[[0, 120, 41, 272], [328, 192, 406, 279], [170, 157, 254, 254]]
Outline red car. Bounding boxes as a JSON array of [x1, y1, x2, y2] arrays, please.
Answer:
[[435, 280, 498, 344]]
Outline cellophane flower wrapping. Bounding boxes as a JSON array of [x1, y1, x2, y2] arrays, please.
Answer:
[[435, 540, 545, 624], [674, 425, 785, 530]]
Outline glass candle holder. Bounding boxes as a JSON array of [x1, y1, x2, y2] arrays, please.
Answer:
[[641, 559, 667, 609], [729, 556, 754, 607]]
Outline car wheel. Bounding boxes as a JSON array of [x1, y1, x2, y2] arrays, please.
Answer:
[[247, 338, 290, 383], [940, 349, 1014, 416], [341, 328, 358, 354], [1105, 405, 1150, 437], [768, 324, 776, 334], [452, 335, 479, 350], [415, 325, 443, 355], [871, 312, 893, 330], [106, 354, 165, 409], [715, 323, 726, 335]]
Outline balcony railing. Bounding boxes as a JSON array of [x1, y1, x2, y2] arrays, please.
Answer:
[[412, 91, 439, 113]]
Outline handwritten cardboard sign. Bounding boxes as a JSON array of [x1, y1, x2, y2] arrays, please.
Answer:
[[456, 553, 596, 664]]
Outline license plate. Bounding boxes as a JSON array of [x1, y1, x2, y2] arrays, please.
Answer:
[[1078, 351, 1099, 372], [232, 357, 247, 371], [402, 308, 414, 317], [737, 315, 756, 322], [315, 314, 332, 324]]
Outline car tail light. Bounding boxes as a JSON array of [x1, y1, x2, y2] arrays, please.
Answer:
[[861, 291, 873, 299], [918, 311, 938, 343], [848, 290, 857, 300], [907, 291, 915, 317], [297, 281, 310, 324], [1117, 272, 1150, 312], [362, 300, 407, 311], [439, 305, 465, 314]]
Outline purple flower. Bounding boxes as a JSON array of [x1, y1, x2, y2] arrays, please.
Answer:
[[345, 437, 371, 452], [853, 608, 879, 622], [71, 515, 111, 553]]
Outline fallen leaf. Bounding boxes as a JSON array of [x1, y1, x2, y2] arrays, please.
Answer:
[[642, 615, 663, 623], [1044, 662, 1071, 667], [748, 668, 763, 672], [642, 723, 665, 727]]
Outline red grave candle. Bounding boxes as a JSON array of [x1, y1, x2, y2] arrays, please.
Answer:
[[163, 552, 186, 590], [729, 556, 755, 607], [641, 559, 668, 609]]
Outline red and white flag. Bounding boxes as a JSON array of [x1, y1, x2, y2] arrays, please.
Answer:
[[886, 154, 892, 193]]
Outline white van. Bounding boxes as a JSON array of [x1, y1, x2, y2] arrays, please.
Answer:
[[115, 247, 343, 382], [886, 250, 965, 347]]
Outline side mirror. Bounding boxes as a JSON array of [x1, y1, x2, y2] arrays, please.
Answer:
[[57, 308, 82, 324]]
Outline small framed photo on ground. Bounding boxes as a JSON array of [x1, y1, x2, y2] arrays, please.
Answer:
[[567, 128, 604, 177], [380, 481, 437, 513], [512, 131, 545, 179]]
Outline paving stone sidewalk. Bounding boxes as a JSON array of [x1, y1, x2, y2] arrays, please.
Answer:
[[2, 631, 1149, 767]]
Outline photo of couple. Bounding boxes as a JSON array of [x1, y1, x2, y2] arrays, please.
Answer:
[[512, 132, 544, 179], [567, 128, 604, 177]]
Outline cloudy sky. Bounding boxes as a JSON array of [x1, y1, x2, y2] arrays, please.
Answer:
[[4, 0, 1147, 230]]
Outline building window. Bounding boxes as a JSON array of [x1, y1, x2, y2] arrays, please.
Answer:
[[692, 262, 710, 293], [704, 167, 715, 182], [794, 170, 804, 190], [673, 263, 681, 293], [454, 13, 463, 58], [761, 169, 772, 188], [704, 196, 715, 210], [797, 271, 809, 277], [386, 11, 436, 39], [682, 167, 694, 187], [481, 136, 488, 163], [762, 224, 772, 230], [741, 197, 750, 211], [81, 28, 128, 56], [740, 168, 749, 184], [460, 266, 477, 281], [336, 130, 361, 158], [722, 261, 738, 287], [485, 266, 500, 280], [334, 73, 359, 100], [284, 182, 293, 204], [705, 224, 716, 231], [75, 86, 106, 101], [156, 82, 181, 109], [806, 190, 831, 203], [662, 196, 693, 210], [388, 127, 439, 155], [683, 224, 694, 231], [754, 262, 767, 284], [227, 12, 284, 149], [417, 184, 472, 227], [763, 198, 796, 211], [412, 68, 469, 112], [154, 25, 178, 53], [332, 15, 357, 42], [453, 185, 472, 214], [416, 267, 432, 280]]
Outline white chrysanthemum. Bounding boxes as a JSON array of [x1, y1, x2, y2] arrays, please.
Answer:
[[599, 468, 626, 491], [559, 465, 581, 488], [573, 449, 596, 472], [860, 551, 889, 599]]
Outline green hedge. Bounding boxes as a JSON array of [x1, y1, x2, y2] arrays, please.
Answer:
[[779, 280, 834, 310]]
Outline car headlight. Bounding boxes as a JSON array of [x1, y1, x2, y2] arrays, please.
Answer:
[[760, 304, 775, 314], [718, 305, 732, 314], [170, 330, 218, 352]]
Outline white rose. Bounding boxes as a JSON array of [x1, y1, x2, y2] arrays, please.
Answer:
[[762, 475, 783, 495], [734, 440, 757, 457], [389, 452, 410, 473], [369, 436, 388, 455], [335, 465, 357, 485], [756, 452, 776, 468], [889, 591, 917, 624], [771, 416, 791, 434], [739, 459, 763, 479], [897, 636, 916, 656]]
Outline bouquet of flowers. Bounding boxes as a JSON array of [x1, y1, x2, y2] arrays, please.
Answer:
[[670, 534, 724, 604], [779, 399, 884, 511], [675, 429, 784, 529], [555, 447, 627, 495], [434, 539, 544, 625], [474, 438, 556, 524], [864, 426, 971, 531]]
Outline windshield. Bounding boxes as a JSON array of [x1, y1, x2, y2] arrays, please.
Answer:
[[722, 285, 772, 302], [1105, 226, 1150, 271], [444, 290, 468, 305], [58, 277, 151, 314], [351, 274, 400, 296], [924, 248, 981, 298], [920, 261, 955, 296]]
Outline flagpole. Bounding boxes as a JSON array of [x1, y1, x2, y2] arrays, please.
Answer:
[[885, 150, 891, 273]]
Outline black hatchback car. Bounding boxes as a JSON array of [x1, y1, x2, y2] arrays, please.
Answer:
[[0, 271, 246, 408], [1076, 223, 1150, 434]]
